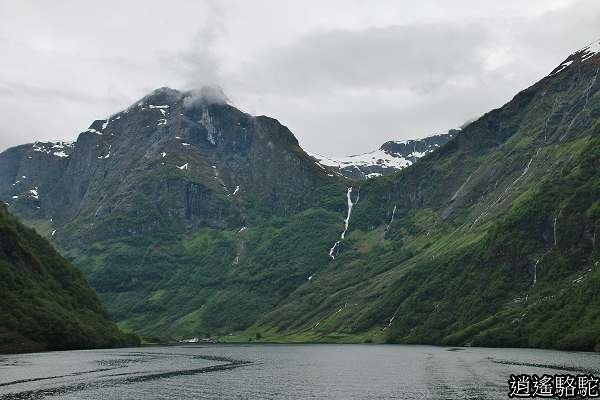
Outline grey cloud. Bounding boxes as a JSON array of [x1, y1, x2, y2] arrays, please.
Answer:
[[0, 81, 123, 105], [183, 85, 229, 109], [211, 24, 509, 154], [1, 0, 599, 156], [163, 28, 222, 90], [234, 23, 489, 95]]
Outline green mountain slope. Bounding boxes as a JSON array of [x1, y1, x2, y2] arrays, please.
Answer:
[[68, 189, 346, 336], [0, 87, 346, 339], [0, 41, 598, 351], [255, 135, 599, 350], [250, 45, 600, 351], [0, 202, 138, 353]]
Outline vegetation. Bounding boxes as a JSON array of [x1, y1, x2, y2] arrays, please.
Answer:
[[0, 203, 139, 353], [250, 67, 600, 351], [2, 58, 599, 352]]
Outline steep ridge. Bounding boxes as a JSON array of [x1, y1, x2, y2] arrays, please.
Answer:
[[251, 40, 600, 350], [0, 202, 138, 353], [0, 87, 337, 244]]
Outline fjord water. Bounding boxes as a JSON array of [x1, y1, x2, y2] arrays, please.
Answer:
[[1, 345, 598, 400]]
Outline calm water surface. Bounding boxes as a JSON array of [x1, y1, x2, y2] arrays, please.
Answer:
[[0, 344, 598, 399]]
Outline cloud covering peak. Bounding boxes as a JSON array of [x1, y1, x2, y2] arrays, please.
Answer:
[[0, 0, 599, 155], [183, 85, 229, 109]]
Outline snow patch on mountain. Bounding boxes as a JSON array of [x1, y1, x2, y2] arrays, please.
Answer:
[[32, 141, 75, 158], [581, 39, 600, 59], [311, 131, 456, 180], [315, 148, 412, 173], [28, 187, 39, 200], [551, 38, 600, 76]]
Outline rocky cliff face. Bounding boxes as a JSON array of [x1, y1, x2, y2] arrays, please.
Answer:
[[0, 87, 338, 244], [0, 89, 351, 342]]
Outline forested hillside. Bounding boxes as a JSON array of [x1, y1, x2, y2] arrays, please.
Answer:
[[0, 41, 598, 351], [0, 203, 138, 353]]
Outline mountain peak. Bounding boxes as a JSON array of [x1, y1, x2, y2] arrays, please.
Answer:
[[136, 87, 183, 107], [182, 85, 230, 109], [133, 85, 229, 113], [550, 38, 600, 76], [579, 38, 600, 59]]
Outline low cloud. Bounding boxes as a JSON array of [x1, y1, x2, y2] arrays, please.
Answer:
[[235, 23, 489, 95], [0, 0, 599, 155], [183, 85, 229, 109]]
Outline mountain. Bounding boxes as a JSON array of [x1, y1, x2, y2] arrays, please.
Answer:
[[0, 87, 334, 240], [0, 39, 599, 351], [0, 202, 138, 353], [250, 39, 600, 350], [312, 131, 456, 180], [0, 87, 346, 338]]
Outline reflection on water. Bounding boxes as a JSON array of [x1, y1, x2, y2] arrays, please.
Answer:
[[0, 344, 598, 399]]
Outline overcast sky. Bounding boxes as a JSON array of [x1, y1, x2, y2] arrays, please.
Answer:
[[0, 1, 599, 156]]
